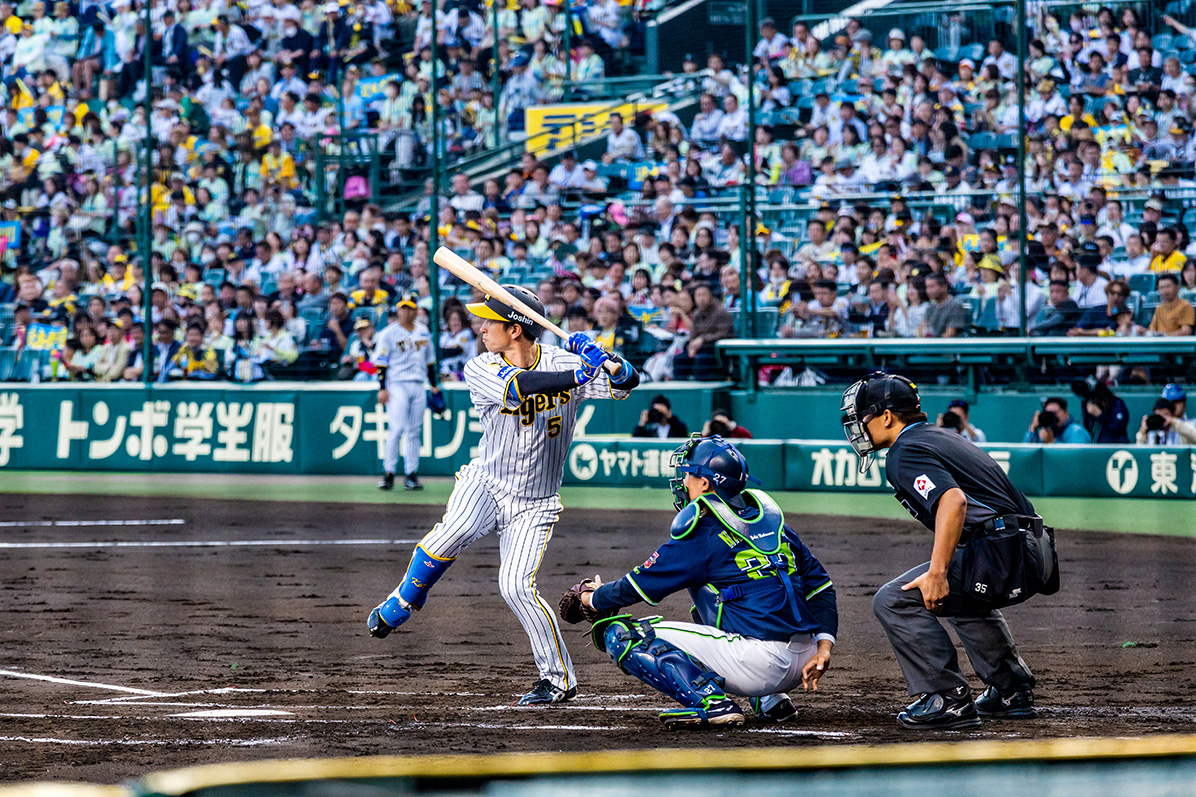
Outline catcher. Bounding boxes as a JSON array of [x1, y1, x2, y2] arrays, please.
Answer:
[[560, 435, 838, 727]]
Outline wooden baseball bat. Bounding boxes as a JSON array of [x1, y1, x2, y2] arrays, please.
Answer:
[[432, 246, 619, 374]]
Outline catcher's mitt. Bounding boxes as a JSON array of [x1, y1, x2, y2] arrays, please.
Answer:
[[558, 578, 610, 624]]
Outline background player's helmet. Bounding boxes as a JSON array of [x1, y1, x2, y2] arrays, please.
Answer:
[[840, 371, 921, 471], [668, 434, 761, 511], [466, 284, 544, 340]]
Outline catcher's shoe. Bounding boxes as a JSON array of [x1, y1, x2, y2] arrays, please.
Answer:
[[404, 474, 423, 491], [367, 596, 411, 638], [751, 695, 797, 723], [897, 686, 981, 730], [378, 473, 395, 491], [661, 697, 746, 729], [974, 685, 1036, 718], [516, 679, 577, 706]]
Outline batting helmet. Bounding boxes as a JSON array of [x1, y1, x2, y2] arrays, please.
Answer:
[[467, 284, 544, 340], [840, 371, 921, 470], [669, 434, 761, 510]]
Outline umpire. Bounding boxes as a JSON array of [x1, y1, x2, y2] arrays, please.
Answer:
[[840, 373, 1059, 730]]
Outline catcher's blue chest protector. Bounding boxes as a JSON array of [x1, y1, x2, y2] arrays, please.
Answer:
[[670, 490, 808, 635]]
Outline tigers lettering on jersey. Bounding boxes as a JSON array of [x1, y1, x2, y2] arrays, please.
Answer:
[[391, 339, 429, 353], [500, 389, 572, 427]]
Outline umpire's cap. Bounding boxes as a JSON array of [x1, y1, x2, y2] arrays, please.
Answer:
[[840, 371, 921, 470], [467, 284, 544, 340], [669, 434, 761, 511]]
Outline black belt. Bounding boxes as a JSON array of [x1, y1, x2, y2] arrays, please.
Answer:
[[976, 514, 1045, 537]]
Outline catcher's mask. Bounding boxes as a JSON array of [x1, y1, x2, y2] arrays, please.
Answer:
[[669, 434, 761, 511], [840, 371, 921, 473]]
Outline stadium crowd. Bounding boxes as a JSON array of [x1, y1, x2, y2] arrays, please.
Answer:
[[1, 0, 1195, 387]]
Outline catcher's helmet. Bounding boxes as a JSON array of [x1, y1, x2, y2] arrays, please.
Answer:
[[467, 284, 544, 340], [840, 371, 921, 471], [669, 434, 761, 510]]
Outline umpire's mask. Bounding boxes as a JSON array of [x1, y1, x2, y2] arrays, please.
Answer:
[[840, 371, 921, 473]]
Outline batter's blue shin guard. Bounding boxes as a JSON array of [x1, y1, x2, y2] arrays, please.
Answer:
[[367, 546, 454, 638], [602, 619, 744, 727], [395, 546, 454, 610]]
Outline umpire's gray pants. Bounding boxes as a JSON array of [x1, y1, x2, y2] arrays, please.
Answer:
[[872, 560, 1035, 696]]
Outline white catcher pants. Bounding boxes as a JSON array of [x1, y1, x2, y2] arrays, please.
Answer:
[[383, 381, 425, 476], [652, 621, 817, 709], [418, 463, 574, 691]]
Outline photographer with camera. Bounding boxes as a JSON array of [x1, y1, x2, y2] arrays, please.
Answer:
[[1022, 397, 1092, 444], [1074, 380, 1130, 444], [632, 394, 690, 438], [935, 399, 986, 443], [1136, 398, 1196, 446]]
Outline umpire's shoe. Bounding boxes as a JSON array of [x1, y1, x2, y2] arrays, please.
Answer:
[[974, 685, 1036, 718], [661, 697, 746, 729], [404, 473, 423, 491], [897, 686, 982, 730], [378, 473, 395, 491], [516, 679, 577, 706]]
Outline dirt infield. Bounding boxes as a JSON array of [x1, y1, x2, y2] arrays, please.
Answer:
[[1, 492, 1194, 784]]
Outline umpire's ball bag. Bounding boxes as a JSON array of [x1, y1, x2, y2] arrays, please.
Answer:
[[962, 520, 1059, 609]]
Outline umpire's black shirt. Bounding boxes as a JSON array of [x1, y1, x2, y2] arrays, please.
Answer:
[[885, 422, 1035, 532]]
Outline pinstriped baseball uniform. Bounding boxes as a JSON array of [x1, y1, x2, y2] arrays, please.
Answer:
[[415, 343, 632, 691], [374, 321, 434, 477]]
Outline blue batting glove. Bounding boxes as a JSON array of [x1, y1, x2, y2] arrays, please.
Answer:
[[573, 360, 601, 386], [578, 340, 610, 370], [565, 332, 592, 354]]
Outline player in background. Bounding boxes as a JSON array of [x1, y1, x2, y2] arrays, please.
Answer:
[[374, 293, 440, 491], [367, 285, 641, 705], [568, 436, 838, 727]]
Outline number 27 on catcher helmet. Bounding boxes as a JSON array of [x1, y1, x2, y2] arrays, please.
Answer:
[[668, 434, 761, 511]]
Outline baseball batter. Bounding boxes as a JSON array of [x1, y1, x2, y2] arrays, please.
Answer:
[[367, 285, 641, 705], [560, 436, 839, 727], [374, 293, 439, 491]]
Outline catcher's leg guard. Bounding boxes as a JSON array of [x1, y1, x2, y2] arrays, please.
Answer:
[[367, 546, 454, 638], [602, 618, 744, 727]]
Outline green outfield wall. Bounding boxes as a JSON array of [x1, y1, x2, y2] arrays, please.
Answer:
[[0, 384, 1189, 499]]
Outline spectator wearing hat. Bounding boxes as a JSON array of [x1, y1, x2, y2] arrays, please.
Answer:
[[1163, 384, 1190, 424], [578, 160, 608, 193], [1149, 274, 1196, 336], [340, 316, 377, 381]]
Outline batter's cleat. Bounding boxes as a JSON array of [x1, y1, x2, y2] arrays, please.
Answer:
[[897, 686, 982, 730], [751, 695, 798, 723], [974, 685, 1036, 718], [661, 697, 746, 729], [404, 474, 423, 491], [378, 473, 395, 491], [516, 679, 577, 706], [367, 596, 412, 638]]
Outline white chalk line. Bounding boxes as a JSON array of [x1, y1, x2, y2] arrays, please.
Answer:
[[0, 669, 165, 696], [0, 519, 185, 528], [413, 721, 631, 732], [747, 728, 855, 738], [0, 735, 289, 747], [0, 538, 424, 550]]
